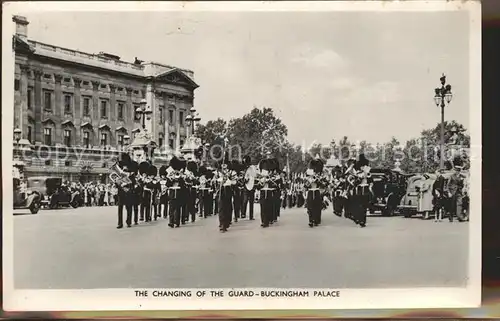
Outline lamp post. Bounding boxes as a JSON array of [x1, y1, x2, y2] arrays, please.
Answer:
[[123, 134, 131, 154], [434, 74, 453, 170], [14, 128, 21, 160], [136, 98, 152, 130], [185, 106, 201, 138]]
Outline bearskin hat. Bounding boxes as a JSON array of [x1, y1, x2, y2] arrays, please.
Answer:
[[128, 161, 139, 174], [198, 165, 208, 177], [139, 161, 150, 175], [187, 160, 199, 176], [169, 156, 185, 171], [205, 168, 215, 179], [231, 159, 243, 173], [149, 165, 158, 177], [118, 152, 132, 168], [354, 153, 369, 170], [269, 158, 280, 172], [309, 158, 324, 174], [159, 165, 168, 177], [259, 158, 271, 171], [242, 155, 252, 167]]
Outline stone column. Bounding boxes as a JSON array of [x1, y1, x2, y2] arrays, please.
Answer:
[[145, 83, 154, 139], [91, 80, 100, 146], [73, 77, 82, 145], [19, 65, 30, 139], [163, 92, 169, 150], [109, 84, 116, 146], [126, 87, 133, 132], [54, 74, 63, 145], [33, 69, 43, 144]]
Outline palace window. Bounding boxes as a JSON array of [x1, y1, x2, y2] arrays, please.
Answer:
[[180, 139, 184, 147], [27, 88, 33, 110], [117, 103, 124, 120], [44, 128, 52, 146], [100, 132, 108, 146], [159, 106, 164, 123], [83, 131, 90, 147], [65, 160, 72, 167], [64, 129, 71, 147], [14, 79, 20, 91], [100, 100, 107, 118], [117, 134, 124, 146], [64, 94, 72, 113], [83, 97, 90, 116], [44, 91, 52, 110], [179, 111, 184, 126], [169, 139, 174, 149], [169, 109, 174, 124]]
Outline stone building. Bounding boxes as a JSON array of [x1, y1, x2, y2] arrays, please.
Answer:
[[12, 15, 199, 181]]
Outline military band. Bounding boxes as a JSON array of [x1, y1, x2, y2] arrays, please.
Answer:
[[112, 151, 466, 231]]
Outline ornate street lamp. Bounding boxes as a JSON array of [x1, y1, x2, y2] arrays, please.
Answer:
[[14, 128, 21, 160], [434, 74, 453, 170], [185, 106, 201, 138], [136, 98, 152, 130]]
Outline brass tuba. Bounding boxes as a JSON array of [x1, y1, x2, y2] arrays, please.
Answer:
[[109, 161, 132, 192]]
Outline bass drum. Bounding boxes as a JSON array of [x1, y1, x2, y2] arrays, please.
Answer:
[[245, 165, 257, 191]]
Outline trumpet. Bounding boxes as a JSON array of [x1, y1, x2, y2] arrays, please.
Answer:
[[109, 161, 132, 192]]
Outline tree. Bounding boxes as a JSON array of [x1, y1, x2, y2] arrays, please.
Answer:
[[227, 107, 288, 164], [194, 118, 227, 164], [194, 118, 227, 145]]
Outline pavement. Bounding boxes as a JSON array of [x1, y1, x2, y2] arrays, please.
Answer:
[[13, 205, 469, 289]]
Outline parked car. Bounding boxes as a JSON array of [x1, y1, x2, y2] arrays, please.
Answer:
[[13, 178, 41, 214], [368, 168, 412, 216], [26, 176, 80, 209]]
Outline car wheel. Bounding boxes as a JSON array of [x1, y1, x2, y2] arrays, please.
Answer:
[[70, 199, 79, 208], [30, 201, 40, 214]]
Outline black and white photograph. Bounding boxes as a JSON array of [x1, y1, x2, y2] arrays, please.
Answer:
[[2, 1, 481, 311]]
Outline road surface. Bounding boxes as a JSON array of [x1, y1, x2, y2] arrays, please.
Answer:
[[13, 205, 469, 289]]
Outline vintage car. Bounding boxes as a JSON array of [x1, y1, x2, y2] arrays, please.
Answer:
[[368, 168, 412, 216], [13, 177, 41, 214], [398, 171, 466, 218], [27, 176, 80, 209]]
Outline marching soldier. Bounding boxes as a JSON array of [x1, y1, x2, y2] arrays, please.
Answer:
[[167, 156, 186, 228], [142, 164, 158, 222], [232, 160, 244, 223], [198, 165, 212, 218], [331, 165, 346, 217], [304, 155, 328, 227], [115, 153, 133, 229], [158, 165, 169, 219], [138, 161, 150, 222], [241, 155, 256, 220], [217, 157, 234, 232], [149, 165, 160, 221], [256, 157, 276, 228], [350, 154, 372, 228], [186, 159, 199, 223]]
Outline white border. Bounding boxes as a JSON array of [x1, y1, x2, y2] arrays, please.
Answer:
[[2, 0, 481, 311]]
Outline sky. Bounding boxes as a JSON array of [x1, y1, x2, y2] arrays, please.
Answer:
[[22, 10, 470, 146]]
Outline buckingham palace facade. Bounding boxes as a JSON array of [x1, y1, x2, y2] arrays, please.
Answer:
[[12, 15, 199, 182]]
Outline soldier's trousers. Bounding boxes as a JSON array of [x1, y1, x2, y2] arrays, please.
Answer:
[[199, 189, 211, 217], [141, 191, 153, 222], [260, 190, 274, 227], [233, 188, 242, 221], [274, 190, 281, 219], [219, 190, 232, 230], [117, 193, 132, 227], [169, 197, 182, 226], [307, 190, 322, 225], [350, 194, 367, 226], [333, 193, 345, 217], [187, 188, 197, 222], [242, 189, 255, 219]]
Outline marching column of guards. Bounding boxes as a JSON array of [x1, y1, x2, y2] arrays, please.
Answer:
[[113, 151, 468, 231]]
